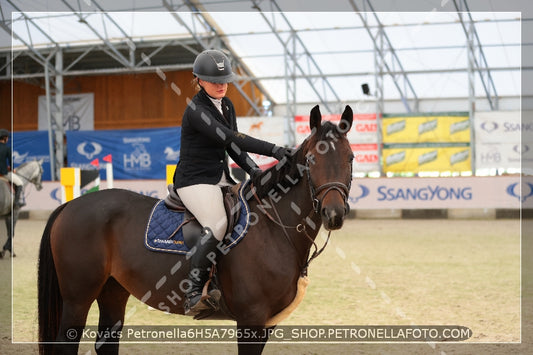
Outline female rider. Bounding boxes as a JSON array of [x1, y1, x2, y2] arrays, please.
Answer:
[[173, 49, 291, 315]]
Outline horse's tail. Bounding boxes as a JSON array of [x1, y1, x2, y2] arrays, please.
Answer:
[[38, 203, 68, 354]]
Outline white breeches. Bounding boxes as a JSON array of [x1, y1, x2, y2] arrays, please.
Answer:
[[6, 172, 23, 186], [175, 173, 232, 241]]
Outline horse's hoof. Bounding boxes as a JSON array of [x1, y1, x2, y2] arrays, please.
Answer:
[[0, 250, 4, 259], [208, 289, 221, 303]]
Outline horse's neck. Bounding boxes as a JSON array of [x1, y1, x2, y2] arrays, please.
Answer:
[[254, 176, 321, 268], [16, 164, 33, 187]]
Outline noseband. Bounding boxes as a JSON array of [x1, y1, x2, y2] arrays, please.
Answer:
[[305, 157, 351, 214]]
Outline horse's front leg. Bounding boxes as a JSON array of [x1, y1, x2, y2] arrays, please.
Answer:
[[3, 214, 13, 255], [236, 322, 276, 355]]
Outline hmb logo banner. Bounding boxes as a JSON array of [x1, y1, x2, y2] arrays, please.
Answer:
[[66, 127, 180, 179]]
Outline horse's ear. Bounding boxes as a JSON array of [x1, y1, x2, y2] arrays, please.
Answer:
[[338, 105, 353, 135], [310, 105, 321, 131]]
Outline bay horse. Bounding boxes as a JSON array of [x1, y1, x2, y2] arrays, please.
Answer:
[[38, 105, 354, 354], [0, 159, 43, 257]]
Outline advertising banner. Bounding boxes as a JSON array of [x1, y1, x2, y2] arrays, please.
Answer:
[[383, 145, 471, 173], [475, 111, 525, 143], [352, 144, 380, 173], [348, 176, 526, 209], [66, 127, 180, 179], [229, 116, 286, 170], [24, 176, 529, 211], [38, 93, 94, 131], [24, 180, 169, 210], [295, 113, 378, 145], [12, 131, 52, 180], [474, 111, 529, 173], [382, 113, 470, 143], [475, 142, 532, 171]]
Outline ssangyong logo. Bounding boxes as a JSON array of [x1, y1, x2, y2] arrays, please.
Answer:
[[50, 188, 62, 204], [506, 182, 533, 203], [513, 144, 530, 155], [480, 121, 498, 133], [348, 184, 370, 204], [77, 141, 103, 159]]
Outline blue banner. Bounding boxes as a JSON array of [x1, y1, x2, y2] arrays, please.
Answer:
[[66, 127, 181, 180], [13, 131, 52, 181]]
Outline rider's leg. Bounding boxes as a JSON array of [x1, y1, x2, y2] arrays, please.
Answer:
[[175, 184, 227, 314], [7, 173, 25, 208], [13, 185, 24, 208]]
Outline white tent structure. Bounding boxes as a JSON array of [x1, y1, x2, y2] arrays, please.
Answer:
[[0, 0, 530, 178]]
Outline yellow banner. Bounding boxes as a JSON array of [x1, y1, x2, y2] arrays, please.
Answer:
[[383, 147, 471, 173], [382, 115, 470, 143]]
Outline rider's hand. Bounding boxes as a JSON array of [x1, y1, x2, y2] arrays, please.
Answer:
[[272, 146, 294, 161], [249, 167, 262, 180]]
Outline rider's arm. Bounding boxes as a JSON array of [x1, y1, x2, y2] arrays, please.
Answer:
[[188, 108, 276, 157]]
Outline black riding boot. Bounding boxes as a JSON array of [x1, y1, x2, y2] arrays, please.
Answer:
[[13, 185, 25, 208], [184, 227, 221, 315]]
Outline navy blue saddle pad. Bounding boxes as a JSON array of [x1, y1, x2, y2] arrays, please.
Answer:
[[144, 181, 252, 254]]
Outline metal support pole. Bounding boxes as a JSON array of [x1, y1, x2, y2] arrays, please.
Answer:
[[467, 22, 476, 175], [54, 49, 64, 178], [375, 26, 385, 177], [44, 56, 55, 180], [284, 31, 297, 146]]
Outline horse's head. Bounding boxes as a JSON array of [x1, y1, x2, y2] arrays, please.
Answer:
[[304, 105, 353, 230], [17, 159, 44, 191], [32, 159, 44, 191]]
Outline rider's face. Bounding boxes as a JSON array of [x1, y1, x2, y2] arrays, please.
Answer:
[[198, 79, 228, 99]]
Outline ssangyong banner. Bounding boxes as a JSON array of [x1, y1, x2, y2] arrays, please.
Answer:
[[23, 176, 529, 211], [23, 180, 169, 210], [474, 111, 531, 173], [66, 127, 180, 179], [348, 176, 527, 209], [475, 111, 525, 143]]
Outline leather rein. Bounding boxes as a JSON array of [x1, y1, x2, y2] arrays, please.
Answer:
[[252, 157, 351, 276]]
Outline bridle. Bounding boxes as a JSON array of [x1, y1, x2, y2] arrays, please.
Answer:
[[252, 150, 353, 276], [305, 156, 352, 215]]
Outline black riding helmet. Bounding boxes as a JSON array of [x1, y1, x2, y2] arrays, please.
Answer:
[[0, 129, 9, 138], [192, 49, 236, 84]]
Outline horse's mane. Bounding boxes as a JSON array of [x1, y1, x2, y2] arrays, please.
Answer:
[[252, 143, 307, 199], [253, 121, 344, 199]]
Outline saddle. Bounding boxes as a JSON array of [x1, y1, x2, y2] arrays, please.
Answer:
[[161, 184, 242, 249]]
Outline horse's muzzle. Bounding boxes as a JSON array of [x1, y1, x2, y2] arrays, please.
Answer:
[[321, 204, 347, 231]]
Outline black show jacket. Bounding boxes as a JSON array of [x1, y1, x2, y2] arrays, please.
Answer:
[[173, 89, 275, 188]]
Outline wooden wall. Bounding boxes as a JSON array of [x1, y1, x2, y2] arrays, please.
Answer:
[[0, 70, 263, 132]]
